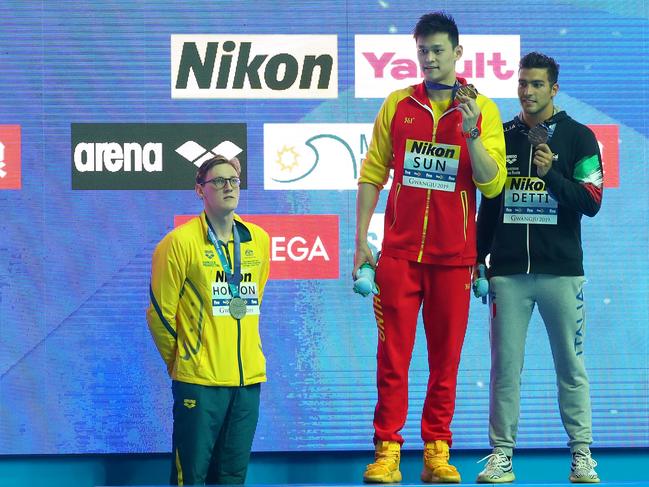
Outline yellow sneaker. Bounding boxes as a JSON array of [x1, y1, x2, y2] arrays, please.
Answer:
[[421, 440, 461, 483], [363, 440, 402, 483]]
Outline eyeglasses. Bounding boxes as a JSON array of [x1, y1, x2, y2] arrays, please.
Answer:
[[201, 176, 241, 189]]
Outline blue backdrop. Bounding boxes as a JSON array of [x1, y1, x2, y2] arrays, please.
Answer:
[[0, 0, 647, 454]]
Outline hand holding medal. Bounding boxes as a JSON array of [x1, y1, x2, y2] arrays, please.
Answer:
[[456, 83, 478, 100], [527, 124, 549, 146], [528, 124, 554, 177], [456, 84, 481, 133]]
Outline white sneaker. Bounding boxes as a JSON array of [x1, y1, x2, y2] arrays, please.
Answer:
[[570, 449, 600, 483], [476, 448, 515, 483]]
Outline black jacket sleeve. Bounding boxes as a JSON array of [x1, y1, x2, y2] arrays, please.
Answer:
[[540, 126, 603, 218]]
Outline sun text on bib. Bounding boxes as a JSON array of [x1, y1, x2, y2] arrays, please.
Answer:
[[504, 177, 558, 225], [402, 139, 461, 192]]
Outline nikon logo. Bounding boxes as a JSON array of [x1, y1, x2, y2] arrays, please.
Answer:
[[171, 35, 338, 99], [508, 177, 546, 191]]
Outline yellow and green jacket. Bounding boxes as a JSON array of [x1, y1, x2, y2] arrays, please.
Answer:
[[146, 212, 270, 387]]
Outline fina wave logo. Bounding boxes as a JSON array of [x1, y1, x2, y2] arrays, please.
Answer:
[[264, 123, 378, 190]]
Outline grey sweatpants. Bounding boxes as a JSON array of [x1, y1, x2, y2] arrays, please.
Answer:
[[488, 274, 593, 456]]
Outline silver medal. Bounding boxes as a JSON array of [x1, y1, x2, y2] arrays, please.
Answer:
[[228, 296, 247, 320]]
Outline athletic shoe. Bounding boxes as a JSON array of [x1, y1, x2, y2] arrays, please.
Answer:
[[569, 449, 600, 483], [420, 440, 461, 483], [476, 447, 515, 483], [363, 440, 402, 483]]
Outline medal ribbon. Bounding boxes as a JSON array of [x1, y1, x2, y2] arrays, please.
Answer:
[[424, 79, 461, 100], [207, 219, 241, 299]]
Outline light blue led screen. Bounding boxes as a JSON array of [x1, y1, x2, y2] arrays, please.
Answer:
[[0, 1, 646, 453]]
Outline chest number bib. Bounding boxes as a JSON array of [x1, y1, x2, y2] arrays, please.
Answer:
[[503, 177, 558, 225], [402, 139, 461, 192], [212, 281, 260, 317]]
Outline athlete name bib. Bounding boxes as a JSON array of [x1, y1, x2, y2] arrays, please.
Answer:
[[402, 139, 461, 192], [503, 176, 558, 225], [212, 281, 260, 318]]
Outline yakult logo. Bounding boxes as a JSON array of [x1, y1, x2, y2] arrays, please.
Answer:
[[587, 124, 619, 188], [0, 125, 21, 190], [174, 214, 339, 280], [172, 35, 338, 99], [355, 35, 519, 99]]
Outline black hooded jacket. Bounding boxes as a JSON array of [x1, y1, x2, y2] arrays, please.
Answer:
[[477, 110, 603, 277]]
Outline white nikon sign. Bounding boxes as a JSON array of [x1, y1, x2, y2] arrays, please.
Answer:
[[172, 35, 338, 99]]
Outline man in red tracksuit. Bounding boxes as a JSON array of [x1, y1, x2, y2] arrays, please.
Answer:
[[353, 12, 506, 484]]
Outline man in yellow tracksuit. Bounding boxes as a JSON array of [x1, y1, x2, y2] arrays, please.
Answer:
[[147, 155, 270, 485]]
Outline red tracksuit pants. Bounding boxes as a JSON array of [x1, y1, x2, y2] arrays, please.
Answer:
[[372, 254, 471, 446]]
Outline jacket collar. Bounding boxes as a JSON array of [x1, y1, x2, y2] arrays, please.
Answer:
[[200, 211, 252, 243], [411, 76, 471, 108]]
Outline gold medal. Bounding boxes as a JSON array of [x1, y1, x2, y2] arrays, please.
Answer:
[[456, 83, 478, 100], [228, 296, 247, 320]]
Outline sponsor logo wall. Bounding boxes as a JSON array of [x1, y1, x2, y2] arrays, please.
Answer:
[[0, 0, 645, 456]]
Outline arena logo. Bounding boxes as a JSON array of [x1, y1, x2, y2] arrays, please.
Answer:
[[74, 142, 163, 173], [71, 123, 246, 190], [174, 214, 339, 279], [587, 124, 619, 188], [263, 123, 392, 190], [355, 34, 519, 99], [171, 35, 338, 99], [176, 140, 243, 168], [0, 125, 21, 190]]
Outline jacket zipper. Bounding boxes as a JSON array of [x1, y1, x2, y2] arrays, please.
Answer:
[[389, 183, 402, 229], [237, 319, 244, 386], [410, 96, 456, 262], [227, 239, 245, 386], [460, 190, 468, 241]]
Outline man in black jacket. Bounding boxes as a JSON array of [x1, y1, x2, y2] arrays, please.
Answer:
[[475, 52, 603, 484]]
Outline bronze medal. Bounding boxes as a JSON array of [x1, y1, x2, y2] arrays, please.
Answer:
[[228, 296, 247, 320], [528, 124, 549, 146]]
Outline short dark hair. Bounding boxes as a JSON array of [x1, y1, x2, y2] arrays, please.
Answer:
[[413, 12, 459, 48], [519, 52, 560, 85], [195, 155, 241, 184]]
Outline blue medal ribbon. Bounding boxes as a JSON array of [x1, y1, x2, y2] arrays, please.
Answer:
[[206, 219, 241, 299], [424, 79, 461, 100]]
